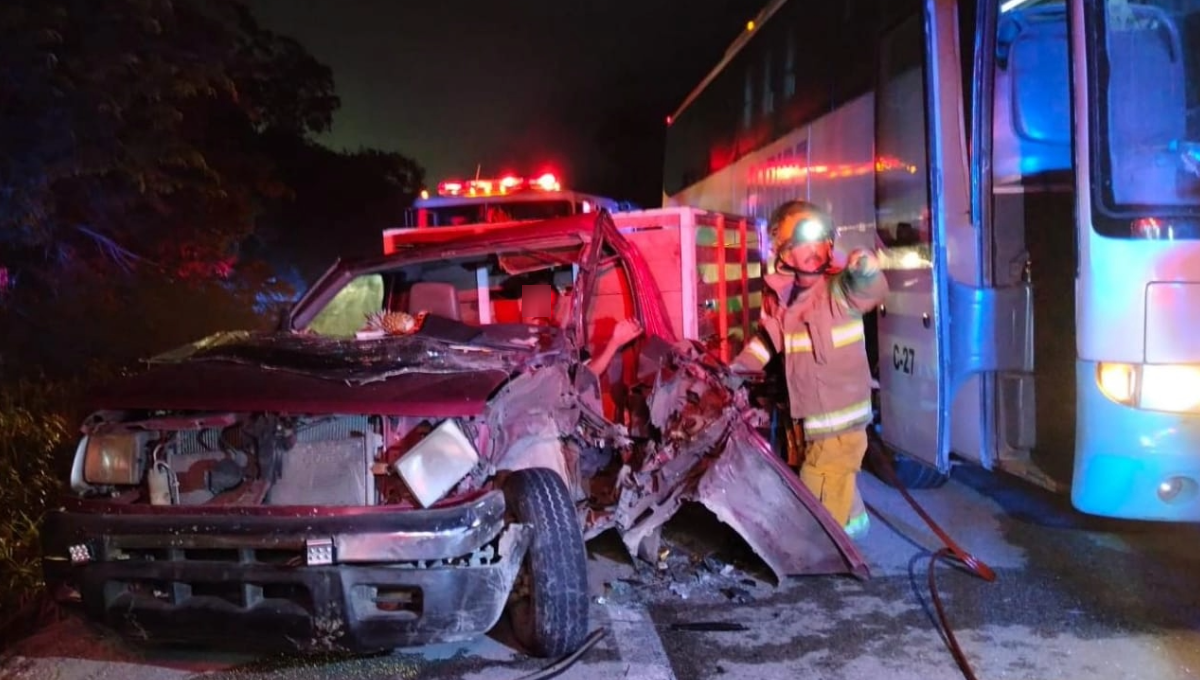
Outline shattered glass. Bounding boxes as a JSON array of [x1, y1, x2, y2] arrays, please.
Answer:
[[149, 326, 562, 385], [307, 274, 386, 338]]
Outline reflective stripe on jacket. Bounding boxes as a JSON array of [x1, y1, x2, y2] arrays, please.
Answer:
[[733, 257, 888, 440]]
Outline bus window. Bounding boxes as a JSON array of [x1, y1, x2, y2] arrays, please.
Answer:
[[503, 200, 575, 221], [876, 12, 932, 270], [486, 206, 514, 223], [870, 8, 938, 463], [1095, 2, 1193, 215], [834, 0, 878, 108], [993, 5, 1072, 185]]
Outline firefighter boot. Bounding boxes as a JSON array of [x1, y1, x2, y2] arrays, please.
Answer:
[[844, 487, 870, 540]]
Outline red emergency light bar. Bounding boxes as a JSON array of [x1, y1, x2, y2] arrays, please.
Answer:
[[436, 172, 561, 197]]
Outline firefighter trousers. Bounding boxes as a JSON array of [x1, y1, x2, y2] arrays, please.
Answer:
[[797, 428, 869, 528]]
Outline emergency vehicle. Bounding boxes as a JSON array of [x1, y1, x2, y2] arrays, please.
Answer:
[[662, 0, 1200, 522], [402, 171, 630, 228], [385, 176, 765, 364]]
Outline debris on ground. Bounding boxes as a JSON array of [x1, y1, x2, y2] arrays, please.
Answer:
[[668, 583, 691, 600], [722, 587, 754, 604], [599, 539, 766, 606]]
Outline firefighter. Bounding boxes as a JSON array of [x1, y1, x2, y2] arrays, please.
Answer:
[[730, 200, 888, 539]]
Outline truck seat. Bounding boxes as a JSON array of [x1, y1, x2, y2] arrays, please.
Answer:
[[409, 282, 461, 321], [521, 284, 555, 325]]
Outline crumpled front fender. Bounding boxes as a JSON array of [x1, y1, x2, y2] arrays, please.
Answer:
[[694, 421, 870, 581], [610, 342, 870, 583]]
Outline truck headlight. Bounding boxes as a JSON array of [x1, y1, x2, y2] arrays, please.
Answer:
[[393, 419, 480, 508], [83, 432, 149, 485], [1096, 362, 1200, 414]]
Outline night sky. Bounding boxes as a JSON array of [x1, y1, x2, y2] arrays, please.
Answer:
[[247, 0, 754, 206]]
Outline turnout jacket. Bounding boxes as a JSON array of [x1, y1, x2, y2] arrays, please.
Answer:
[[733, 253, 888, 440]]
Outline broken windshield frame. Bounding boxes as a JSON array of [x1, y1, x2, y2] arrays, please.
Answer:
[[302, 254, 581, 339], [287, 229, 593, 332]]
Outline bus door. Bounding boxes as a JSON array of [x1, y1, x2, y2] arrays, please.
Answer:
[[876, 0, 1016, 476], [873, 6, 949, 471], [977, 0, 1075, 491]]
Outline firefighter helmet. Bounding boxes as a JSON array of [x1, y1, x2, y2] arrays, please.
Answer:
[[769, 200, 835, 253]]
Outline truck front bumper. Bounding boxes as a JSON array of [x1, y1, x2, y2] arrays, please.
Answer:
[[41, 490, 531, 653]]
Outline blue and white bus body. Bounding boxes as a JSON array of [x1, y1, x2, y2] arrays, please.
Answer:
[[663, 0, 1200, 522]]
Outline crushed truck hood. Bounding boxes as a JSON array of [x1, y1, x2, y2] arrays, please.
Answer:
[[90, 330, 541, 417]]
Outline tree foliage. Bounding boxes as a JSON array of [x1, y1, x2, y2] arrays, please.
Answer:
[[0, 0, 340, 284], [251, 134, 425, 286], [0, 3, 426, 637]]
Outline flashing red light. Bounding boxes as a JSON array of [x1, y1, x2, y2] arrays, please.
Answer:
[[534, 173, 560, 191], [666, 115, 673, 126], [438, 181, 464, 195], [435, 172, 563, 197]]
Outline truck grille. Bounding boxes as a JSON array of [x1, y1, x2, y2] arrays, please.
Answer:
[[113, 546, 305, 566], [107, 579, 312, 611], [102, 545, 314, 611]]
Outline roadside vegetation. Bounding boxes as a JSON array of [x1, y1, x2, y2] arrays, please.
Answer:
[[0, 376, 72, 640], [0, 0, 423, 647], [0, 280, 275, 647]]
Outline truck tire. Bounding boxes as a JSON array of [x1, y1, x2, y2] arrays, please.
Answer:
[[866, 429, 950, 490], [502, 467, 589, 658]]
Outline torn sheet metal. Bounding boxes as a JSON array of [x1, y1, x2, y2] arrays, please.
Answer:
[[611, 415, 868, 583], [484, 365, 585, 492], [695, 422, 870, 581], [606, 349, 869, 583]]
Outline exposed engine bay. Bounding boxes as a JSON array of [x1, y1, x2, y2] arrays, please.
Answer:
[[78, 411, 392, 508]]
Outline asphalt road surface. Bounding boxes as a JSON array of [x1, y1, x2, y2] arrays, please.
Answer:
[[5, 466, 1200, 680]]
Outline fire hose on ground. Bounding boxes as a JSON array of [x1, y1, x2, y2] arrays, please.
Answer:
[[513, 361, 995, 680], [511, 629, 607, 680], [867, 438, 997, 680], [527, 448, 998, 680], [752, 371, 995, 680]]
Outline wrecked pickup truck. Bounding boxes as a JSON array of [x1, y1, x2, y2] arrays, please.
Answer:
[[40, 211, 867, 658]]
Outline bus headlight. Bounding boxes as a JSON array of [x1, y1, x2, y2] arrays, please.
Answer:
[[1096, 362, 1138, 405], [83, 432, 149, 485], [1096, 362, 1200, 414], [1140, 365, 1200, 414]]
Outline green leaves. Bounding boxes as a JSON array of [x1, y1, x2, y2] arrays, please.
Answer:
[[0, 379, 72, 619]]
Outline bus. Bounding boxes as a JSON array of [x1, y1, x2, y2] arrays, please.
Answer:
[[664, 0, 1200, 522], [403, 171, 631, 228]]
